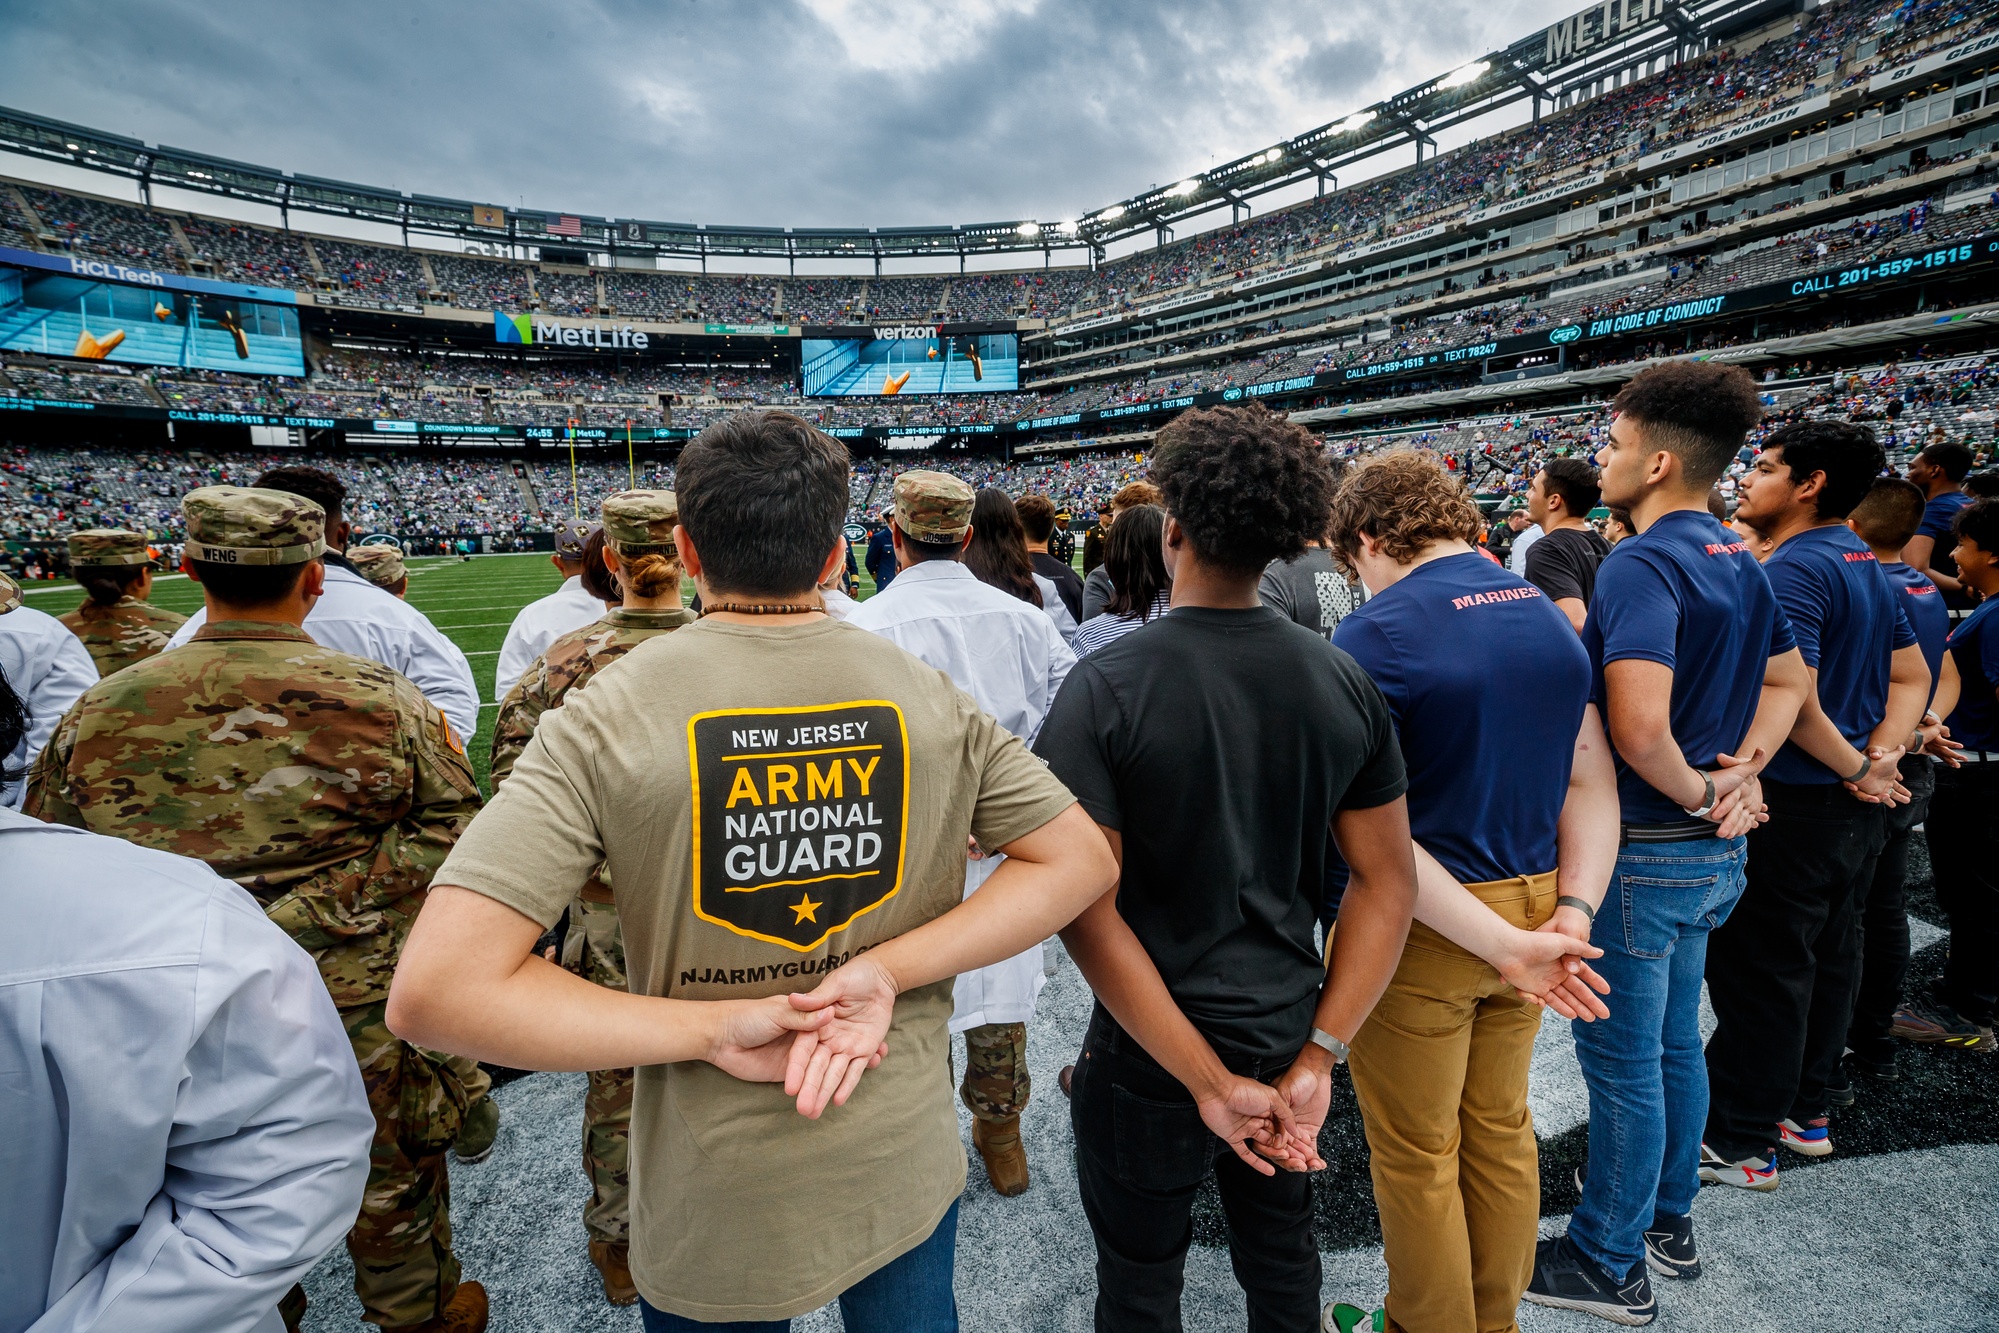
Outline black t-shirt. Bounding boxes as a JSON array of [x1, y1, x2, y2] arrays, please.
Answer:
[[1031, 551, 1085, 623], [1524, 526, 1612, 608], [1033, 606, 1407, 1058]]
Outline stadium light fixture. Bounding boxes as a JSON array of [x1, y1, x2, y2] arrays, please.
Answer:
[[1440, 60, 1490, 89], [1016, 221, 1040, 236], [65, 142, 79, 150], [1097, 204, 1126, 222], [1057, 219, 1079, 235], [1168, 178, 1200, 197], [1260, 148, 1284, 164], [1335, 111, 1375, 134]]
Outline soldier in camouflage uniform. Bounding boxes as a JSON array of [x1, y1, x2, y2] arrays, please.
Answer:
[[57, 528, 186, 678], [24, 487, 489, 1333], [488, 488, 694, 1308], [349, 542, 410, 596]]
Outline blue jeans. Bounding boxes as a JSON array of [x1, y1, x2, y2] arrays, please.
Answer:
[[1567, 836, 1746, 1279], [638, 1201, 959, 1333]]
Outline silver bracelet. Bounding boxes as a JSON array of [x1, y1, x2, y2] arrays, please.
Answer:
[[1308, 1027, 1350, 1064]]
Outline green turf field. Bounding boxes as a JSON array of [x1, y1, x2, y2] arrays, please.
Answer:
[[14, 546, 1047, 791], [19, 553, 573, 792]]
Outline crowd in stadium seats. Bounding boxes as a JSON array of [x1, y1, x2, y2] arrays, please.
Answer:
[[0, 0, 1987, 345], [5, 346, 1993, 570]]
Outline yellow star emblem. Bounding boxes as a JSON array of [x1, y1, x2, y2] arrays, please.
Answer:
[[791, 894, 822, 924]]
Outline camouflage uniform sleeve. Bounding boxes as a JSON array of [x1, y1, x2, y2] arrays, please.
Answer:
[[261, 678, 484, 953], [19, 700, 87, 827], [487, 662, 552, 792]]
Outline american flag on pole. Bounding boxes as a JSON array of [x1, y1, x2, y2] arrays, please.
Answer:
[[547, 215, 582, 237]]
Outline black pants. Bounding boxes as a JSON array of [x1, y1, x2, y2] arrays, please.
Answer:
[[1070, 1005, 1319, 1333], [1705, 779, 1885, 1159], [1848, 756, 1936, 1062], [1927, 761, 1999, 1024]]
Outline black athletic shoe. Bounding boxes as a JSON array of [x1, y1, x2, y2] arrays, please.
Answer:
[[1642, 1211, 1700, 1280], [1524, 1234, 1657, 1326], [1824, 1064, 1855, 1108], [1846, 1049, 1899, 1082]]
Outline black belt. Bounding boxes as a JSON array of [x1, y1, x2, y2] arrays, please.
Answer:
[[1620, 819, 1720, 845]]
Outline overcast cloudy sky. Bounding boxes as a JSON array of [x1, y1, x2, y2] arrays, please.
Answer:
[[0, 0, 1579, 232]]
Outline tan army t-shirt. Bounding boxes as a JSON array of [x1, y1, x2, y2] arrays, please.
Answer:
[[437, 616, 1075, 1321]]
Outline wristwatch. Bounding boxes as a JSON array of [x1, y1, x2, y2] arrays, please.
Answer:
[[1308, 1028, 1350, 1064], [1682, 770, 1718, 819]]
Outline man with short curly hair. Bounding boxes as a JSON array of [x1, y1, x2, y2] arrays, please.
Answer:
[[1325, 450, 1618, 1333], [1035, 406, 1419, 1330]]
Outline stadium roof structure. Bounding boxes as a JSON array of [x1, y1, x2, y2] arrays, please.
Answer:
[[0, 0, 1805, 268]]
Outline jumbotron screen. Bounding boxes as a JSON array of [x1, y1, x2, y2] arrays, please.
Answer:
[[801, 326, 1018, 397], [0, 258, 305, 376]]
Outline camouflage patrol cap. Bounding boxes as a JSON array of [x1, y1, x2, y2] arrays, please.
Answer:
[[893, 469, 975, 541], [601, 489, 679, 551], [555, 518, 596, 559], [347, 542, 407, 588], [182, 485, 326, 566], [67, 528, 152, 568], [0, 569, 18, 615]]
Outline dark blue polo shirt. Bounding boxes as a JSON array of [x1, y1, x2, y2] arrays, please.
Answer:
[[1763, 525, 1918, 785], [1333, 552, 1591, 885], [1916, 490, 1972, 544], [1944, 599, 1999, 752], [1585, 509, 1796, 823], [1881, 561, 1950, 709]]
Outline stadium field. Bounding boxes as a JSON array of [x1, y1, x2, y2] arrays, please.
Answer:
[[23, 552, 625, 791], [17, 558, 1998, 1331]]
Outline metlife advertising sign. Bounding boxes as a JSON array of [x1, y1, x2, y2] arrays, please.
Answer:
[[494, 311, 653, 349]]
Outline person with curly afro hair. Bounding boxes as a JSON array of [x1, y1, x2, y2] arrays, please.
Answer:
[[1033, 404, 1419, 1330]]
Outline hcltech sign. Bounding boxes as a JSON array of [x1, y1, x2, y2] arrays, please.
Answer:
[[493, 311, 651, 349]]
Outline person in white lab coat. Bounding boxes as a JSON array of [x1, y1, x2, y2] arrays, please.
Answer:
[[0, 663, 373, 1333], [163, 468, 480, 744], [0, 570, 96, 809], [493, 518, 610, 702], [849, 472, 1075, 1197]]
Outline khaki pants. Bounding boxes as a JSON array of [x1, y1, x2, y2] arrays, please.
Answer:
[[1347, 871, 1555, 1333]]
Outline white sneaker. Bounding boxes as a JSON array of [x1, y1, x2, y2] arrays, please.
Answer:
[[1698, 1142, 1778, 1190]]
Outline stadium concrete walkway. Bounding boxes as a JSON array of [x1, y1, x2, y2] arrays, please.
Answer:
[[302, 924, 1998, 1332]]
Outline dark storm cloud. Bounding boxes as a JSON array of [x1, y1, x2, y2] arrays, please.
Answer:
[[0, 0, 1576, 228]]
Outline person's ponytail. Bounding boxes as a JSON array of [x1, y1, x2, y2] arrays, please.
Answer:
[[78, 565, 143, 607], [620, 547, 681, 599]]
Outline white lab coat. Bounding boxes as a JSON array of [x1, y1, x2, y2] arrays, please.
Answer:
[[1032, 572, 1079, 646], [493, 575, 607, 702], [0, 603, 97, 808], [849, 560, 1076, 1030], [820, 584, 861, 622], [0, 807, 373, 1333], [168, 564, 480, 743]]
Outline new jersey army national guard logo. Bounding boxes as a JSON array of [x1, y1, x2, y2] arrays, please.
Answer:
[[688, 702, 910, 951]]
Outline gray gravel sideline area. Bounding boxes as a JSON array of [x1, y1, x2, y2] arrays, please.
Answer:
[[302, 930, 1999, 1331]]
